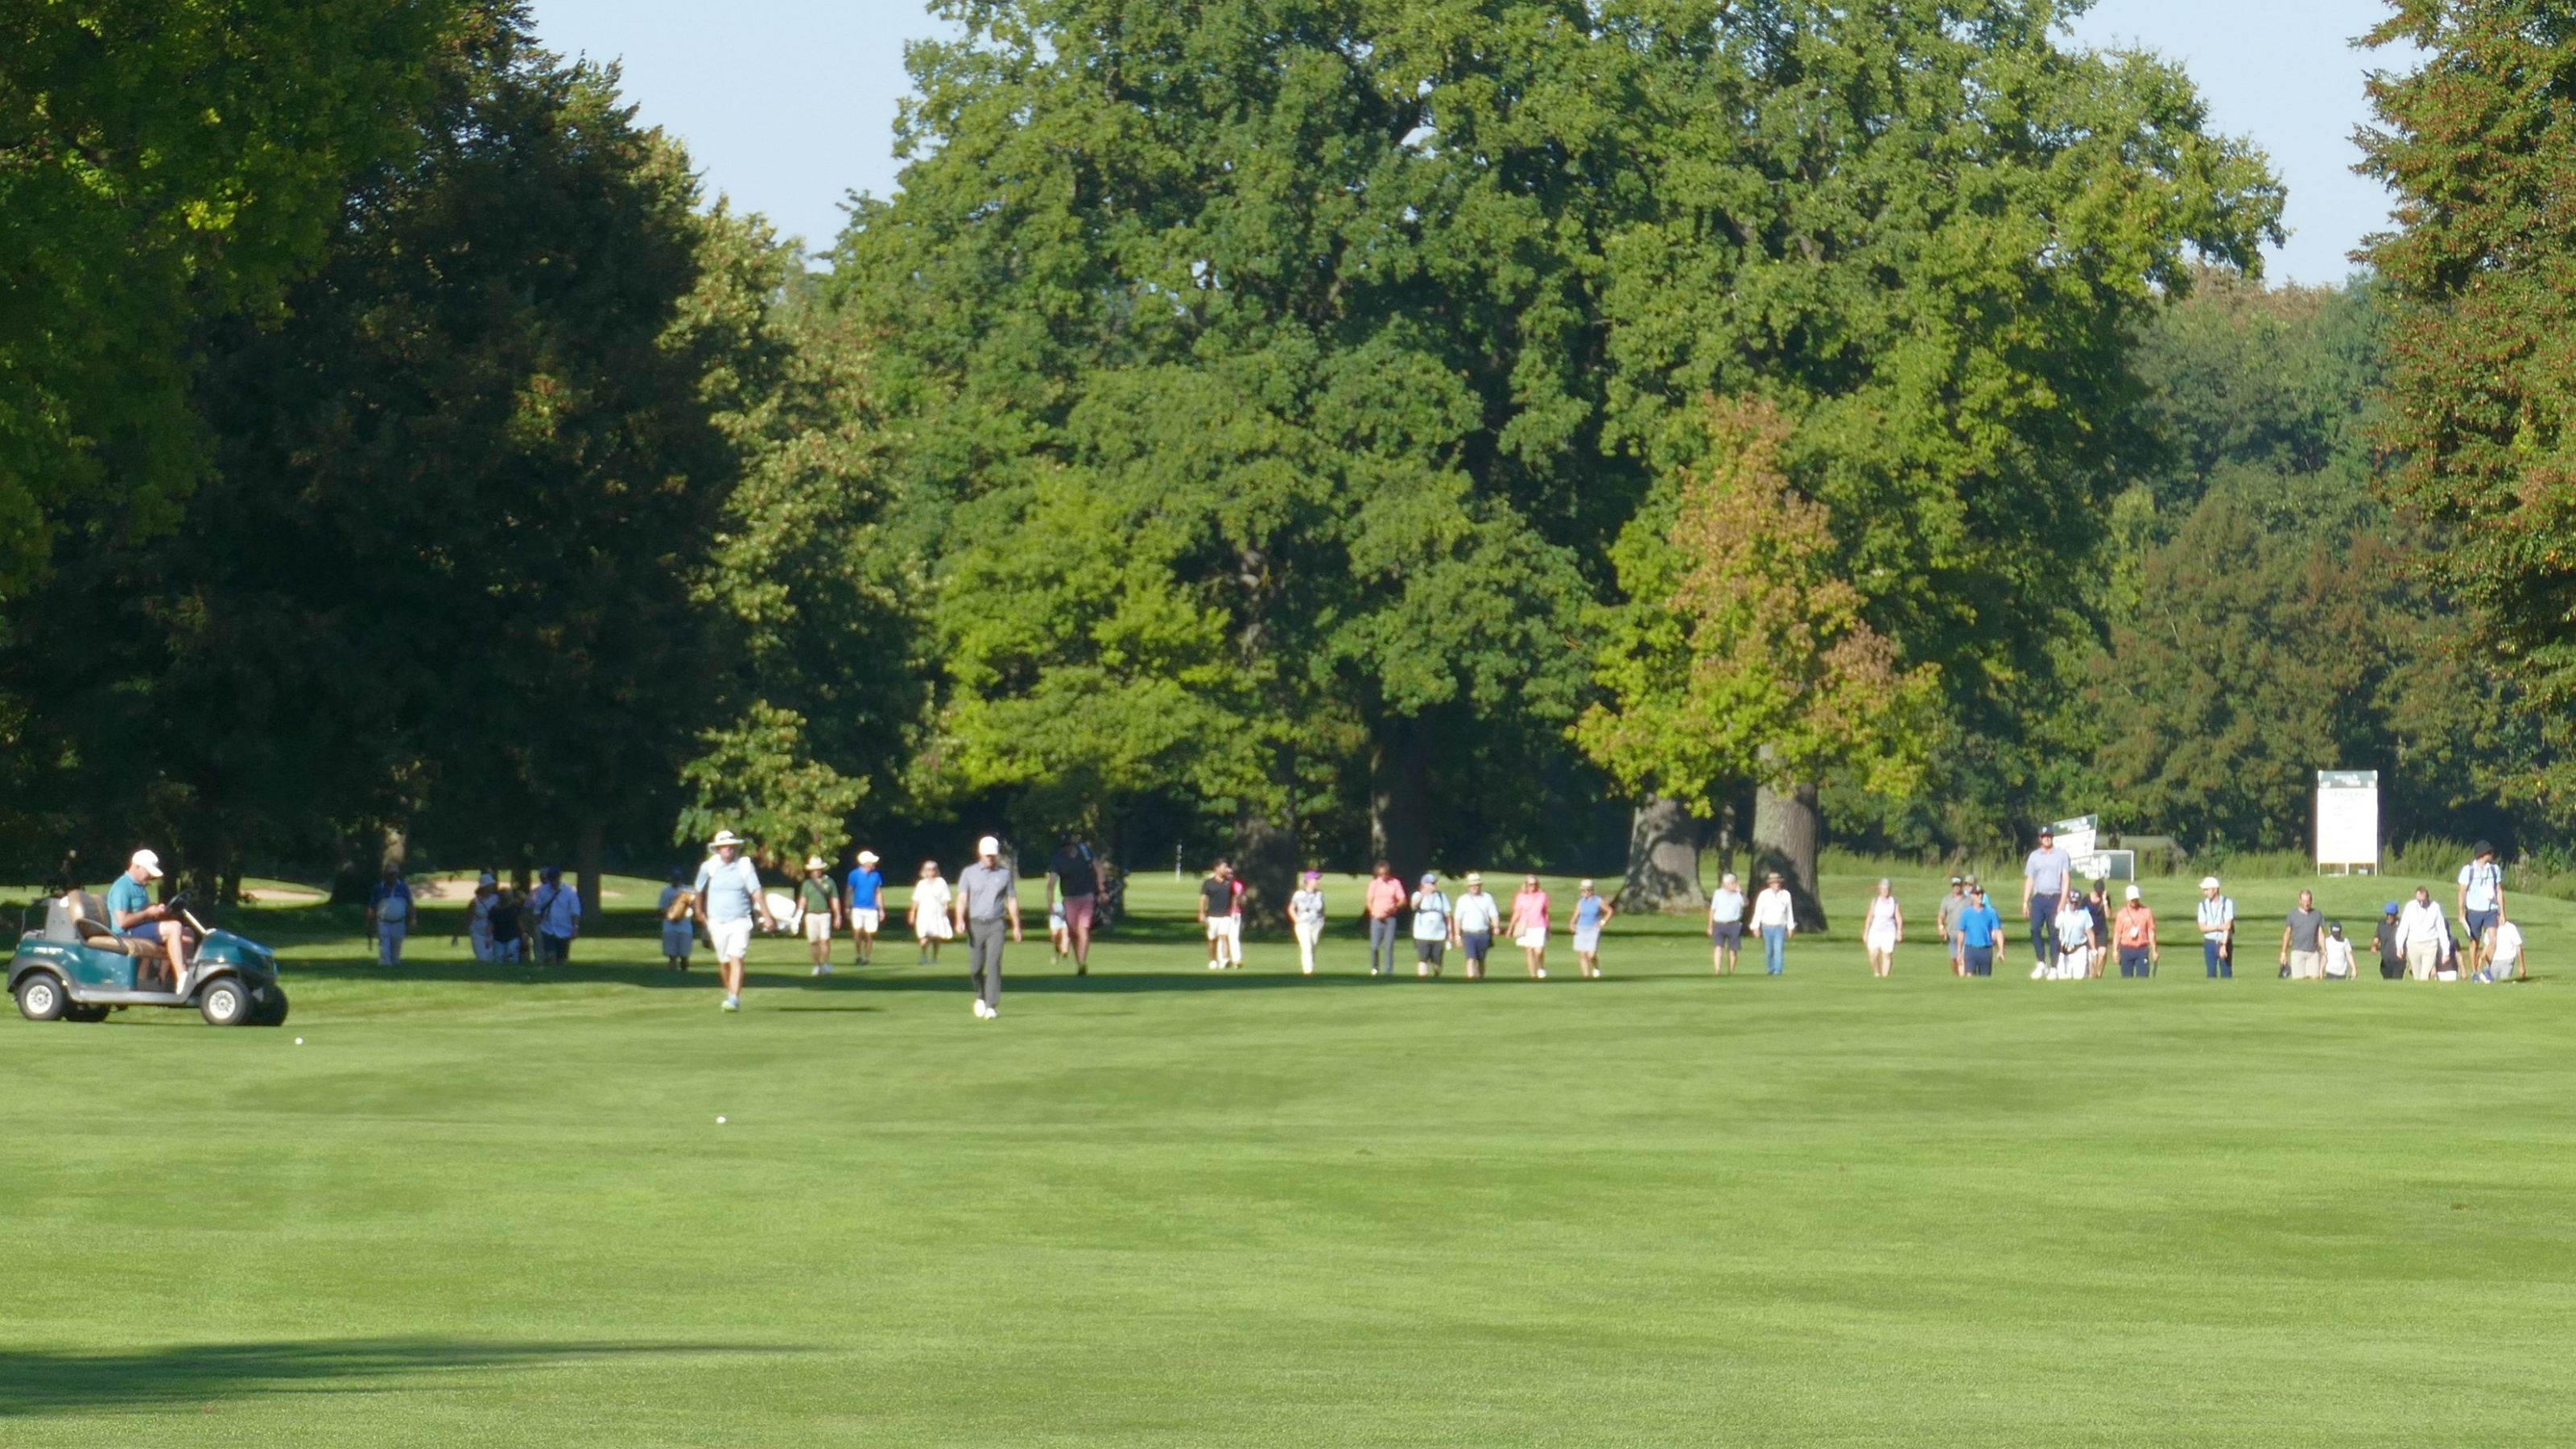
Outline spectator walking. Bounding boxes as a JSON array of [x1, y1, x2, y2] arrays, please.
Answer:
[[464, 871, 498, 962], [694, 829, 775, 1012], [1048, 832, 1102, 976], [1288, 870, 1327, 976], [1510, 874, 1551, 980], [2194, 876, 2236, 978], [2477, 917, 2527, 984], [487, 883, 523, 965], [799, 857, 841, 976], [1936, 877, 1967, 976], [531, 865, 580, 965], [956, 836, 1022, 1019], [1410, 873, 1452, 977], [2083, 881, 2112, 978], [2323, 922, 2359, 980], [2021, 828, 2073, 971], [2281, 890, 2326, 980], [1957, 884, 2003, 976], [1455, 873, 1501, 980], [910, 860, 955, 965], [2457, 841, 2507, 978], [2396, 887, 2450, 981], [2373, 902, 2405, 980], [844, 849, 885, 967], [365, 863, 415, 967], [659, 868, 696, 970], [2112, 885, 2158, 978], [1860, 878, 1902, 977], [1750, 871, 1797, 976], [1710, 871, 1747, 975], [1198, 859, 1242, 970], [2047, 890, 2096, 980], [1571, 879, 1613, 977], [1364, 861, 1406, 977]]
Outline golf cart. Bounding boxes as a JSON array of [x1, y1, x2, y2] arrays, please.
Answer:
[[8, 887, 287, 1027]]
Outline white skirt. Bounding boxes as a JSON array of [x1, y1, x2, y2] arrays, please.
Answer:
[[917, 914, 953, 941], [1515, 927, 1548, 950]]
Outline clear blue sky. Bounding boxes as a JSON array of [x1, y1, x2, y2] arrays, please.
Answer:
[[530, 0, 2403, 285]]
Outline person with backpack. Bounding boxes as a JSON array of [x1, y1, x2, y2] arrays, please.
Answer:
[[530, 865, 580, 964], [365, 863, 415, 966], [2456, 841, 2507, 979], [799, 856, 842, 976]]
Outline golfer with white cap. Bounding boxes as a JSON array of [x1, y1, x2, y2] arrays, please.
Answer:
[[694, 829, 776, 1012], [106, 848, 195, 994], [799, 856, 841, 976], [844, 849, 886, 966], [2194, 876, 2235, 979], [956, 836, 1022, 1018]]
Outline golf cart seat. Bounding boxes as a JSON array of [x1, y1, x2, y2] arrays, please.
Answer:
[[54, 890, 163, 957]]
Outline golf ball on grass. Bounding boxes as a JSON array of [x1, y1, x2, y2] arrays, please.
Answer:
[[716, 1116, 727, 1125], [294, 1038, 304, 1045]]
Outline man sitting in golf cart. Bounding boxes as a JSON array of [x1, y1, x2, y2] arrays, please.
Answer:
[[105, 848, 196, 993]]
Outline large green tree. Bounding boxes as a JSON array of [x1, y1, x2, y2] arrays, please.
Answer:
[[2363, 0, 2576, 803], [0, 0, 467, 582]]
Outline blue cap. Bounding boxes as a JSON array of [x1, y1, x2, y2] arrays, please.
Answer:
[[2383, 901, 2400, 914]]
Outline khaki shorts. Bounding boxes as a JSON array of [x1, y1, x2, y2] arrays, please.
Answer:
[[2288, 948, 2322, 980], [803, 912, 835, 943]]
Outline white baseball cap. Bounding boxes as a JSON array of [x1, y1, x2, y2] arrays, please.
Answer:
[[2199, 876, 2221, 890], [130, 848, 163, 879], [478, 870, 497, 886], [709, 829, 745, 848], [857, 849, 879, 865], [2124, 885, 2141, 901], [976, 835, 1001, 857]]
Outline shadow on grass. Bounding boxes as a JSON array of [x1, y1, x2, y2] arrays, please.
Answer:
[[0, 1338, 785, 1417]]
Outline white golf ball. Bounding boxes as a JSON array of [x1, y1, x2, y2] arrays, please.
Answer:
[[295, 1037, 304, 1045], [716, 1116, 727, 1125]]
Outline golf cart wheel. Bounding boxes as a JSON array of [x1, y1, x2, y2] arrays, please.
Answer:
[[14, 972, 67, 1022], [63, 1003, 110, 1024], [198, 976, 254, 1027], [255, 990, 289, 1028]]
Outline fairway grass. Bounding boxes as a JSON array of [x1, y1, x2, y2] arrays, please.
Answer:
[[5, 869, 2571, 1445]]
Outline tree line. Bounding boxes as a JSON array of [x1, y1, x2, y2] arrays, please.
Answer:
[[5, 0, 2570, 919]]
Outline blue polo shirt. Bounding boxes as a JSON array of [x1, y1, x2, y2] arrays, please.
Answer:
[[1958, 902, 2003, 949], [107, 874, 158, 936], [846, 867, 882, 910]]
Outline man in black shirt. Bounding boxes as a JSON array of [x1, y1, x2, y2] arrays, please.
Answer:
[[1197, 859, 1241, 969], [1046, 832, 1102, 976]]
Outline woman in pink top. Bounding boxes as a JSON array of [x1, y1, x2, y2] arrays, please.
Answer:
[[1363, 860, 1409, 977], [1510, 874, 1552, 979]]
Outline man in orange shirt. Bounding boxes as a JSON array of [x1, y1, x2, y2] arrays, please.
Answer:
[[2113, 885, 2160, 978], [1363, 860, 1409, 977]]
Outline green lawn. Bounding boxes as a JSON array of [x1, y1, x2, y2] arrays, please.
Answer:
[[3, 866, 2568, 1445]]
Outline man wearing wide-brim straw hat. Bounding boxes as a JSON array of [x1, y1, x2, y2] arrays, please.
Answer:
[[799, 855, 842, 977], [694, 829, 776, 1013]]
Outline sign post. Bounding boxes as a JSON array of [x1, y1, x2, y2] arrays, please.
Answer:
[[2315, 770, 2380, 875]]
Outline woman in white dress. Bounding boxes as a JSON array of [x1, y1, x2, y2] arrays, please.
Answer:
[[909, 860, 955, 965], [1861, 877, 1903, 977]]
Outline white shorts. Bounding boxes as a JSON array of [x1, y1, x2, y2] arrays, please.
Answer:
[[711, 917, 753, 962], [1572, 926, 1601, 954], [1514, 927, 1548, 950], [803, 912, 835, 944], [1207, 916, 1241, 942], [851, 908, 881, 933], [1864, 926, 1899, 952]]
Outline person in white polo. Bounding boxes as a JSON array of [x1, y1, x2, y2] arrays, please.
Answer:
[[694, 829, 775, 1012]]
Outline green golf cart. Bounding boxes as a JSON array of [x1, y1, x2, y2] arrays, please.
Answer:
[[8, 889, 287, 1027]]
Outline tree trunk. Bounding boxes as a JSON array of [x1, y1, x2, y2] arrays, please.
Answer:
[[1618, 795, 1707, 914], [1369, 712, 1435, 883], [1752, 779, 1826, 931], [1234, 815, 1298, 930], [575, 814, 605, 918]]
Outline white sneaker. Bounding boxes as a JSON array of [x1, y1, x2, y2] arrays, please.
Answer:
[[985, 1003, 998, 1019], [1208, 961, 1223, 971], [1536, 969, 1547, 979], [972, 1000, 987, 1018], [721, 995, 740, 1011], [2029, 964, 2047, 980]]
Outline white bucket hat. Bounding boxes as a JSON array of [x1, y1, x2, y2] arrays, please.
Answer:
[[709, 829, 746, 848], [804, 856, 828, 872]]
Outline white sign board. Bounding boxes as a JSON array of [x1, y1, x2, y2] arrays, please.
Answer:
[[2316, 770, 2380, 873], [2050, 814, 2099, 858], [2074, 850, 2136, 883]]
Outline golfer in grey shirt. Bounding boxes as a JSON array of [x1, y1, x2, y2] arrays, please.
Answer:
[[954, 834, 1023, 1020]]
